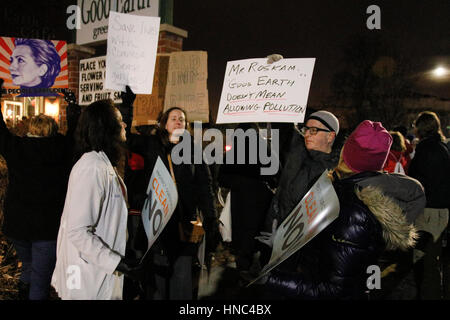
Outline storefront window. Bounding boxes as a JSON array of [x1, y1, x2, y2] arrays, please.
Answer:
[[0, 96, 53, 127], [2, 100, 23, 127]]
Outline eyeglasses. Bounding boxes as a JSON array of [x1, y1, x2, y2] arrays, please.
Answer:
[[300, 126, 331, 135]]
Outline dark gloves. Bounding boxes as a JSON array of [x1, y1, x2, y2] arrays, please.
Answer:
[[121, 85, 136, 106], [63, 89, 81, 118], [115, 257, 144, 281], [119, 85, 136, 131], [63, 89, 77, 104]]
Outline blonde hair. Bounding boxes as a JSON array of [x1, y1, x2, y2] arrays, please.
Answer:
[[29, 114, 58, 137], [389, 131, 406, 152], [328, 148, 356, 181]]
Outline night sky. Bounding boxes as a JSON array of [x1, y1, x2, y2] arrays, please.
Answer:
[[173, 0, 450, 117]]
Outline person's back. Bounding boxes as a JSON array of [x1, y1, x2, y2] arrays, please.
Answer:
[[0, 84, 80, 300], [264, 120, 417, 299], [383, 131, 408, 174], [408, 111, 450, 300], [409, 132, 450, 208], [1, 133, 70, 240]]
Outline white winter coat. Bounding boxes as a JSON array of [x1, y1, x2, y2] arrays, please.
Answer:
[[51, 151, 128, 300]]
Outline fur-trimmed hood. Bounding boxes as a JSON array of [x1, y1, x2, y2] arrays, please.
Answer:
[[355, 185, 418, 251]]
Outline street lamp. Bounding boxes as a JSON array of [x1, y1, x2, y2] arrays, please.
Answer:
[[432, 66, 448, 78]]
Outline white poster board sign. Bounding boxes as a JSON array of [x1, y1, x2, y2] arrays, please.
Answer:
[[141, 157, 178, 257], [249, 170, 340, 285], [105, 11, 160, 94], [79, 56, 122, 105], [75, 0, 159, 46], [216, 58, 315, 124]]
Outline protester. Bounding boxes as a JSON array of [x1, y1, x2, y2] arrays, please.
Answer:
[[356, 168, 426, 300], [265, 110, 340, 229], [51, 99, 139, 300], [119, 88, 220, 300], [383, 131, 409, 174], [13, 117, 30, 137], [393, 125, 414, 166], [218, 122, 276, 277], [260, 120, 418, 299], [409, 111, 450, 300], [0, 79, 80, 300]]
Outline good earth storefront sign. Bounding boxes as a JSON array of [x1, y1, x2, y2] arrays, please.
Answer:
[[75, 0, 159, 45]]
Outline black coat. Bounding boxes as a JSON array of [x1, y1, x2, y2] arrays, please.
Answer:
[[408, 134, 450, 209], [0, 104, 79, 240], [118, 97, 217, 263], [218, 124, 276, 261], [266, 172, 417, 299], [265, 128, 339, 230], [125, 132, 217, 261]]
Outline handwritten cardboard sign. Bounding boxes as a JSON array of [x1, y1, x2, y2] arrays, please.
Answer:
[[216, 58, 315, 124], [79, 56, 122, 105], [105, 11, 160, 94], [0, 37, 68, 97], [249, 170, 340, 286], [164, 51, 209, 122], [132, 54, 170, 126], [141, 156, 178, 258]]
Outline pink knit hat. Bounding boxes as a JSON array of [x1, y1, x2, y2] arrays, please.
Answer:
[[342, 120, 393, 173]]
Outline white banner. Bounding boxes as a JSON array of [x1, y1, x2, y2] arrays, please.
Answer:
[[249, 170, 340, 285], [141, 157, 178, 257], [79, 56, 122, 105], [76, 0, 159, 45], [105, 11, 160, 94], [216, 58, 315, 124]]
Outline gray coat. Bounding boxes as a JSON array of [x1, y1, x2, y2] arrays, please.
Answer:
[[356, 172, 426, 224]]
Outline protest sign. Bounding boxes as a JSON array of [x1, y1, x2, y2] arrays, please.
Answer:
[[141, 157, 178, 258], [164, 51, 209, 122], [216, 58, 315, 124], [75, 0, 159, 46], [79, 56, 122, 105], [249, 170, 340, 286], [105, 11, 160, 94], [0, 37, 68, 97], [132, 54, 171, 126]]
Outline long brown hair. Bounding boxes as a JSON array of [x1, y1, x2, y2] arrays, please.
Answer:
[[75, 99, 124, 166], [414, 111, 445, 141], [156, 107, 189, 146], [389, 131, 406, 152]]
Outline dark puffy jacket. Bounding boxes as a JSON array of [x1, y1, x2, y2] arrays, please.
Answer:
[[265, 172, 418, 299], [408, 134, 450, 209], [265, 128, 339, 230]]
